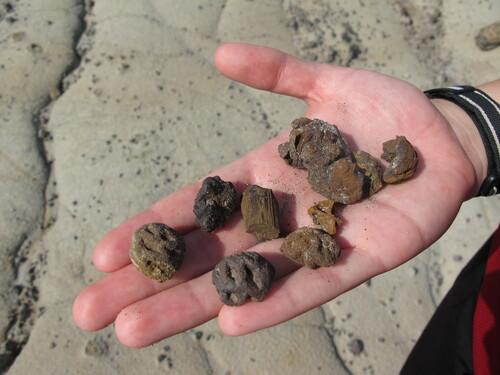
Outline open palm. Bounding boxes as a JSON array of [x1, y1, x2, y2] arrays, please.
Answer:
[[73, 43, 477, 348]]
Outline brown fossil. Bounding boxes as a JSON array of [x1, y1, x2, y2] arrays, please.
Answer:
[[381, 136, 418, 184], [353, 150, 384, 196], [280, 227, 341, 269], [308, 200, 342, 235], [308, 156, 365, 205], [212, 252, 275, 306], [240, 185, 280, 241], [129, 223, 185, 282], [278, 117, 350, 169]]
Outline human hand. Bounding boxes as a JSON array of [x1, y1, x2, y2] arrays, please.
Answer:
[[73, 43, 482, 348]]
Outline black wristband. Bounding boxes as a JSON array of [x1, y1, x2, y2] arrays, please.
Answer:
[[424, 85, 500, 196]]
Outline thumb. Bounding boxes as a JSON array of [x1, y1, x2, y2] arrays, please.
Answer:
[[214, 43, 337, 100]]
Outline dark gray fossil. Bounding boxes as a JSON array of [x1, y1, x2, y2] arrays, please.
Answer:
[[193, 176, 237, 232], [212, 252, 275, 306]]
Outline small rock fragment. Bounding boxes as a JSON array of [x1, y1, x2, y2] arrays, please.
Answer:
[[353, 150, 384, 196], [240, 185, 280, 241], [85, 337, 109, 357], [12, 31, 26, 41], [475, 21, 500, 51], [347, 339, 364, 355], [308, 157, 365, 205], [212, 252, 275, 306], [308, 200, 342, 235], [129, 223, 185, 282], [193, 176, 237, 232], [278, 117, 350, 169], [280, 227, 341, 269], [381, 136, 418, 184]]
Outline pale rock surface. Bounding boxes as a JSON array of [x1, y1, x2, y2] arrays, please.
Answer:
[[1, 0, 499, 374], [0, 0, 84, 368]]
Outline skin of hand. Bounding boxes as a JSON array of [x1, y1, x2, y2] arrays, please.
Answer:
[[73, 43, 493, 348]]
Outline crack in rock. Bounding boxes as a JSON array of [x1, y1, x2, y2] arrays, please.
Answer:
[[319, 306, 354, 375], [0, 236, 46, 374], [0, 1, 91, 373]]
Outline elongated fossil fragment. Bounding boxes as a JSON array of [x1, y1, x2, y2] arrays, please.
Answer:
[[240, 185, 280, 241]]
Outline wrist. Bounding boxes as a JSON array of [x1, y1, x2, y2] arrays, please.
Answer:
[[430, 98, 488, 197], [426, 80, 500, 197]]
